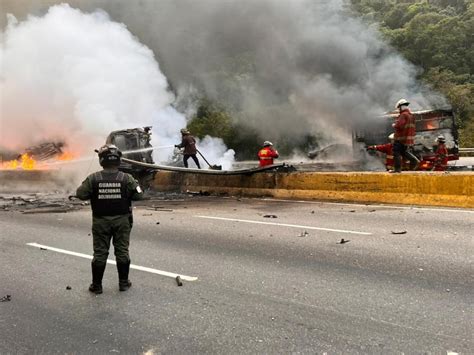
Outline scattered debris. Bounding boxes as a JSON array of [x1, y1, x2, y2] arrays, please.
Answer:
[[66, 286, 72, 290], [349, 210, 356, 213], [22, 206, 74, 214], [263, 214, 278, 218], [446, 289, 451, 292], [40, 247, 47, 250], [311, 211, 315, 214], [0, 193, 81, 213], [186, 190, 210, 196], [1, 295, 12, 302], [368, 209, 376, 212], [147, 207, 173, 212], [92, 340, 98, 344], [391, 231, 407, 235], [298, 231, 309, 238], [175, 276, 183, 286], [156, 222, 160, 225], [338, 238, 350, 244], [142, 213, 153, 216]]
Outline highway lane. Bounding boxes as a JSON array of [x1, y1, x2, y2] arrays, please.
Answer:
[[1, 196, 472, 353]]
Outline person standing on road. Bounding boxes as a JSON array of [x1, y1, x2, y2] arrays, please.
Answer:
[[76, 144, 143, 294], [367, 133, 395, 171], [392, 99, 419, 173], [175, 128, 201, 169], [433, 135, 449, 171], [258, 141, 279, 167]]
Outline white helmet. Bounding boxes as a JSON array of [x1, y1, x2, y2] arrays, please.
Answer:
[[436, 135, 446, 142], [395, 99, 410, 109], [388, 133, 395, 140], [263, 141, 273, 147]]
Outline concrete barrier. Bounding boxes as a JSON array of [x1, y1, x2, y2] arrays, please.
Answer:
[[153, 171, 474, 208]]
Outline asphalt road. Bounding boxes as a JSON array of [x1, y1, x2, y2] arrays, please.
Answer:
[[1, 195, 472, 354]]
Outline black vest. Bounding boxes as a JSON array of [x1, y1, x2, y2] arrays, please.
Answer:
[[90, 171, 130, 216]]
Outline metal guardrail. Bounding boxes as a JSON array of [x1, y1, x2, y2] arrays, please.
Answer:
[[459, 148, 474, 156]]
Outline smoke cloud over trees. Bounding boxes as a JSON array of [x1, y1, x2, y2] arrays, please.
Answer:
[[2, 0, 461, 158]]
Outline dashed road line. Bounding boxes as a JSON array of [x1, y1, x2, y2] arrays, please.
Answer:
[[26, 242, 198, 281], [195, 215, 371, 235]]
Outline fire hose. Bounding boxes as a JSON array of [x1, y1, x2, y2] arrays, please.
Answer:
[[121, 157, 294, 175]]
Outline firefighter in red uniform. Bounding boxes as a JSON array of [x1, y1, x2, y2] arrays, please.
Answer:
[[367, 133, 395, 171], [433, 135, 448, 171], [392, 99, 419, 173], [258, 141, 279, 167]]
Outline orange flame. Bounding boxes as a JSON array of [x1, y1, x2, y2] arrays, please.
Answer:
[[57, 151, 76, 161], [1, 153, 37, 170]]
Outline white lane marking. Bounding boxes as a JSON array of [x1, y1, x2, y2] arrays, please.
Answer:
[[259, 198, 474, 214], [26, 243, 198, 281], [195, 216, 371, 235]]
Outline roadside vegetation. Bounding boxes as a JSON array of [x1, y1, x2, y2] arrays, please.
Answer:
[[351, 0, 473, 146]]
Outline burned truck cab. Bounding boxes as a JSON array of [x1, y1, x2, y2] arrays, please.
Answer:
[[354, 109, 459, 170], [105, 127, 156, 188]]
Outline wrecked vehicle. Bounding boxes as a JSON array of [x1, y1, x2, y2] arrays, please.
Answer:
[[354, 108, 460, 170], [105, 127, 156, 188]]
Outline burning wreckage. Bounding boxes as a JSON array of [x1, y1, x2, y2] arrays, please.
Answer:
[[354, 108, 460, 170], [0, 108, 463, 189], [0, 141, 75, 170], [308, 108, 460, 171]]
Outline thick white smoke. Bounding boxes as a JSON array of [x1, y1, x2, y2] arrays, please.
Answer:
[[0, 4, 234, 168]]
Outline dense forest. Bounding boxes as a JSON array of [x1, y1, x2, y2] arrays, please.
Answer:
[[187, 0, 473, 154], [351, 0, 473, 146]]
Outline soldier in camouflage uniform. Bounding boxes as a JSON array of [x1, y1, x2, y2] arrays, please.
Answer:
[[76, 144, 143, 294]]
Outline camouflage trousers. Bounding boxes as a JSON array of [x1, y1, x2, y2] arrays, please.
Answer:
[[91, 215, 132, 264]]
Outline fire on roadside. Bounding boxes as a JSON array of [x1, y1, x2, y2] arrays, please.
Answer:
[[0, 151, 77, 170]]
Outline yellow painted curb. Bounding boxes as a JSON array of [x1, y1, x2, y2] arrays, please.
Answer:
[[153, 171, 474, 208]]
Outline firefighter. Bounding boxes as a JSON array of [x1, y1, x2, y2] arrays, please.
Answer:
[[258, 141, 279, 167], [175, 128, 201, 169], [392, 99, 419, 173], [76, 144, 143, 294], [433, 135, 448, 171], [367, 133, 395, 171]]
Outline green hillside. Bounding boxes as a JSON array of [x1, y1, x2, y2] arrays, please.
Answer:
[[350, 0, 474, 146]]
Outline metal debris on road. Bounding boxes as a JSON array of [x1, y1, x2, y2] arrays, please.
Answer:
[[298, 231, 309, 237], [186, 190, 210, 196], [338, 238, 350, 244], [22, 206, 74, 214], [1, 295, 12, 302], [391, 231, 407, 234], [263, 214, 278, 218], [66, 286, 72, 290], [175, 276, 183, 286], [147, 207, 173, 212]]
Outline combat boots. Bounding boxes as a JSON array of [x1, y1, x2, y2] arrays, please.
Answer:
[[89, 261, 106, 294], [117, 261, 132, 291]]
